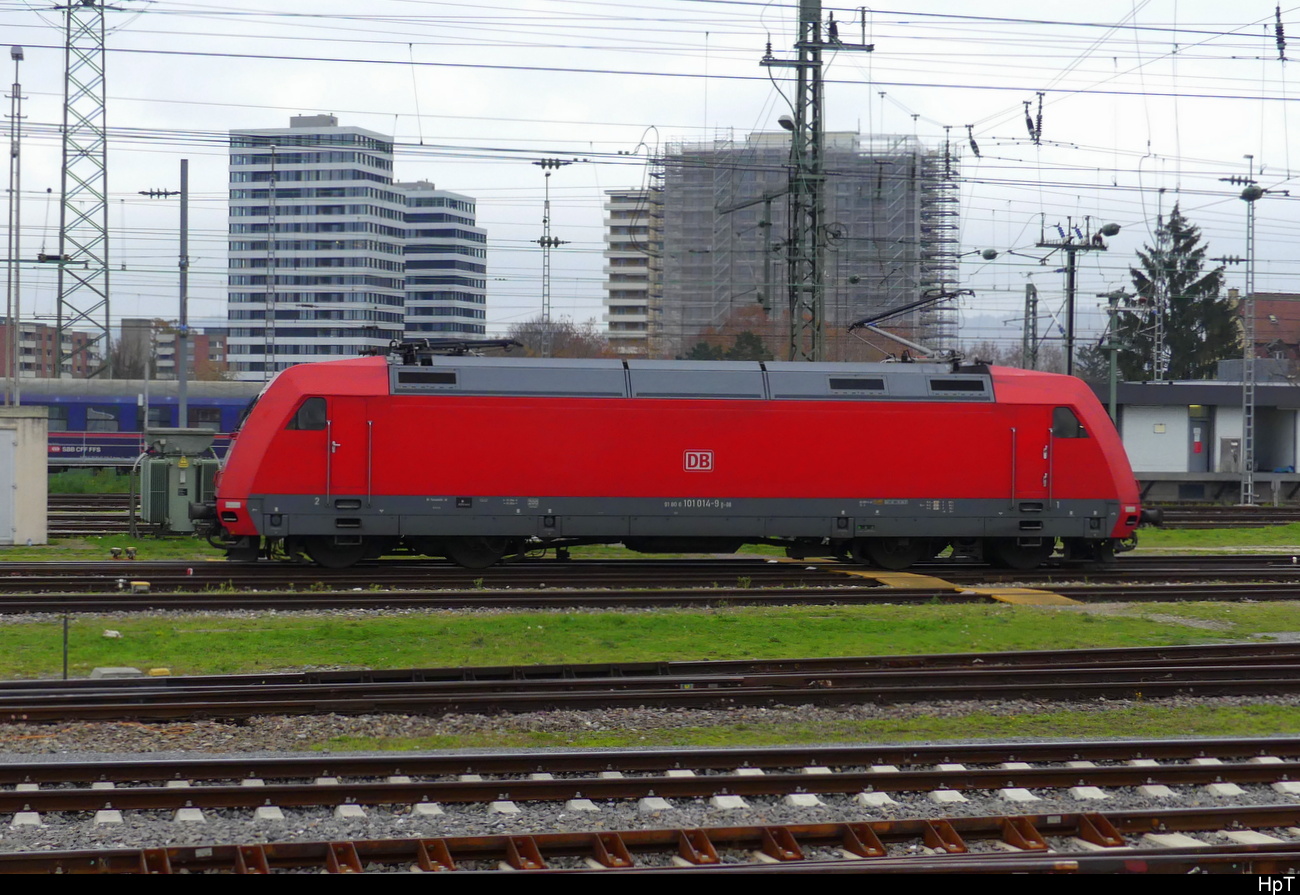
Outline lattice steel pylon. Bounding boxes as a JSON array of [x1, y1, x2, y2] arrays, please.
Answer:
[[1242, 185, 1257, 505], [56, 1, 110, 377], [1220, 156, 1288, 506]]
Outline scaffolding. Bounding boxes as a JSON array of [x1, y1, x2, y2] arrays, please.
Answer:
[[917, 139, 961, 352], [658, 132, 960, 359], [641, 156, 665, 359]]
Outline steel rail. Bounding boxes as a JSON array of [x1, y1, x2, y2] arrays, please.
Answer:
[[3, 553, 1300, 588], [1, 675, 1295, 722], [4, 580, 1300, 611], [6, 641, 1300, 690], [3, 808, 1300, 873], [7, 645, 1300, 721], [4, 551, 1300, 584], [3, 734, 1300, 786], [0, 558, 853, 592], [4, 759, 1300, 815]]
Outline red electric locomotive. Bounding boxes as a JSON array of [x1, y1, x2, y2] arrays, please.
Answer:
[[198, 354, 1143, 570]]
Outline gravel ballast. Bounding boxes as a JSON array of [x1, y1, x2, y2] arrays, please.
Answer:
[[2, 695, 1300, 858]]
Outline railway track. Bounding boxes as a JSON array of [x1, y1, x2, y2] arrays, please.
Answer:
[[2, 554, 1300, 610], [26, 497, 1300, 875], [5, 579, 1300, 612], [47, 493, 137, 537], [3, 643, 1299, 722], [4, 738, 1300, 872], [1159, 505, 1300, 529], [8, 811, 1300, 874]]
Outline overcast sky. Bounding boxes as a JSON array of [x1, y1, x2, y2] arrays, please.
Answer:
[[3, 0, 1298, 353]]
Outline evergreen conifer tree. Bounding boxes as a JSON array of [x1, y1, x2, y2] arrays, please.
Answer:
[[1115, 205, 1239, 380]]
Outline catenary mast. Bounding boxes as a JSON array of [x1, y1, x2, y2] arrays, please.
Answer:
[[56, 1, 111, 377], [761, 2, 871, 361]]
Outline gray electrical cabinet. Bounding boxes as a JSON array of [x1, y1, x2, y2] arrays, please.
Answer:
[[139, 429, 220, 534]]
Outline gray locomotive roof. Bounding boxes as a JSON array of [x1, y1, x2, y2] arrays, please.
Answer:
[[388, 357, 994, 402]]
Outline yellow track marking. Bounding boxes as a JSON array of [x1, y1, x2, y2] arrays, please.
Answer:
[[967, 587, 1078, 605], [785, 558, 1078, 605], [850, 571, 959, 589]]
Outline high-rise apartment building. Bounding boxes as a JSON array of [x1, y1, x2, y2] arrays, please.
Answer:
[[601, 189, 661, 356], [654, 131, 959, 360], [226, 117, 488, 379], [397, 181, 487, 339], [227, 115, 406, 379]]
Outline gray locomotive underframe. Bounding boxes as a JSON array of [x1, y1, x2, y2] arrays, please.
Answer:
[[248, 495, 1123, 544]]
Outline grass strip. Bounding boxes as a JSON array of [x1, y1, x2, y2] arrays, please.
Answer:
[[321, 704, 1300, 752], [2, 602, 1291, 680]]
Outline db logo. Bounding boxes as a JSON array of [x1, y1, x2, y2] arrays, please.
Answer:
[[684, 450, 714, 471]]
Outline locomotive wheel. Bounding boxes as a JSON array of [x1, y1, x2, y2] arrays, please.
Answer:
[[303, 537, 367, 569], [989, 538, 1055, 571], [443, 536, 512, 570], [855, 537, 929, 571]]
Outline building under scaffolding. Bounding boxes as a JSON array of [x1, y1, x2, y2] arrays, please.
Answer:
[[653, 131, 960, 360]]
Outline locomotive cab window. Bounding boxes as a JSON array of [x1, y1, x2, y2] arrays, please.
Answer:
[[286, 397, 327, 431], [1052, 406, 1087, 438]]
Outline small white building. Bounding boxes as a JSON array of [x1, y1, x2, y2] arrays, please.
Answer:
[[1099, 373, 1300, 503], [0, 407, 47, 545]]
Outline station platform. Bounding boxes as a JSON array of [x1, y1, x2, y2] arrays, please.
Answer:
[[1137, 472, 1300, 505]]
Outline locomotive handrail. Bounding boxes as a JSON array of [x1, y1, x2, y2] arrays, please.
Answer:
[[1010, 427, 1017, 508], [1047, 427, 1053, 505]]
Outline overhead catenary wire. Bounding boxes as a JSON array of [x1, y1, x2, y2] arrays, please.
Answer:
[[4, 1, 1297, 344]]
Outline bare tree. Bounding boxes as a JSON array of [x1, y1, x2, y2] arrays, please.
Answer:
[[107, 337, 151, 379], [505, 316, 617, 358], [961, 339, 1066, 373]]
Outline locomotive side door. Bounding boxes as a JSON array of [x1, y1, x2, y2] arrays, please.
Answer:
[[325, 396, 371, 501], [1010, 410, 1051, 503]]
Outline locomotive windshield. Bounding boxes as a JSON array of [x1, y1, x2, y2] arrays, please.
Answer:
[[235, 394, 260, 432], [234, 372, 283, 432]]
